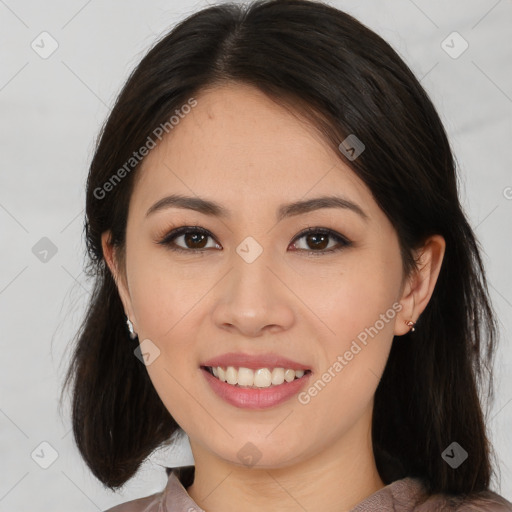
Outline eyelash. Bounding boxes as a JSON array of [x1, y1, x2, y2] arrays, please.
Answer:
[[156, 225, 352, 256]]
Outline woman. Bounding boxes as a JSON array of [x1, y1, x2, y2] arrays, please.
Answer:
[[61, 0, 512, 510]]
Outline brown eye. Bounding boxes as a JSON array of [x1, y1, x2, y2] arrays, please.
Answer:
[[305, 233, 329, 250], [290, 228, 352, 254], [157, 226, 220, 253], [182, 232, 209, 249], [157, 225, 351, 256]]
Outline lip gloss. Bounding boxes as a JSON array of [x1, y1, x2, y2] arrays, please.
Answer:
[[201, 367, 311, 409]]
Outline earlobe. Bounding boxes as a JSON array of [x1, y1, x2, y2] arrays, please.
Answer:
[[394, 281, 416, 336], [394, 234, 446, 337]]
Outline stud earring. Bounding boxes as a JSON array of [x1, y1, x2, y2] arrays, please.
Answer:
[[126, 316, 138, 339], [405, 320, 416, 332]]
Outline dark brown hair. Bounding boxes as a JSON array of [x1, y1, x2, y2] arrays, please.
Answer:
[[60, 0, 500, 496]]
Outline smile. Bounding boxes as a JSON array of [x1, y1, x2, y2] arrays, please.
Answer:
[[203, 365, 311, 388], [201, 366, 313, 409]]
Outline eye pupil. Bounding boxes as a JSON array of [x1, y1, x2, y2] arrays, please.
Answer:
[[307, 233, 328, 250], [185, 232, 208, 249]]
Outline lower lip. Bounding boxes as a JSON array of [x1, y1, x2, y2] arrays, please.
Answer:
[[201, 368, 312, 409]]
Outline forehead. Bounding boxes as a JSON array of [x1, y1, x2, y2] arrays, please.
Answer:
[[131, 83, 376, 221]]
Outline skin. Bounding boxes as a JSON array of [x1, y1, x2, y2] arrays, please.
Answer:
[[102, 83, 445, 512]]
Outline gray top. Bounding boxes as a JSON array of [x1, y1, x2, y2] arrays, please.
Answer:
[[104, 467, 512, 511]]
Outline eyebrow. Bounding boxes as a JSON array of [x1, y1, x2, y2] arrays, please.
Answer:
[[145, 193, 369, 222]]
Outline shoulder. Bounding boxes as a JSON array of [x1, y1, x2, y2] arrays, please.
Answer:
[[381, 477, 512, 512], [100, 467, 197, 512], [416, 488, 512, 512], [454, 490, 512, 512], [102, 490, 163, 512]]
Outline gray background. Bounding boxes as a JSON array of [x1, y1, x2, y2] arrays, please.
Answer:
[[0, 0, 511, 510]]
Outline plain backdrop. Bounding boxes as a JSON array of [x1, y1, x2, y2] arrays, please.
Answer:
[[0, 0, 511, 510]]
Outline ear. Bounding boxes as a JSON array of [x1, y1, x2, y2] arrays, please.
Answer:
[[101, 230, 138, 332], [394, 234, 446, 336]]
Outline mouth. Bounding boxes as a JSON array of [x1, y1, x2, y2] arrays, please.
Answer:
[[201, 365, 312, 389]]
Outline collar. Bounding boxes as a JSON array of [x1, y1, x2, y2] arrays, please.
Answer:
[[162, 466, 427, 512]]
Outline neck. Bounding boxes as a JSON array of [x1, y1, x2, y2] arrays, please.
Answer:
[[186, 409, 385, 512]]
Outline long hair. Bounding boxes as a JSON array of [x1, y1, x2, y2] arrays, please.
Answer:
[[60, 0, 499, 494]]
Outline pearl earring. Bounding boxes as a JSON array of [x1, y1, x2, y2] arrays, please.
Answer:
[[405, 320, 416, 332], [126, 316, 138, 339]]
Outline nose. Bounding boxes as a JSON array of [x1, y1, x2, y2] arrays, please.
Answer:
[[211, 245, 295, 337]]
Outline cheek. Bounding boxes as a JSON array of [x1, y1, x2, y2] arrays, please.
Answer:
[[291, 248, 403, 342], [296, 275, 400, 440], [127, 245, 213, 341], [305, 247, 403, 393], [127, 258, 206, 428]]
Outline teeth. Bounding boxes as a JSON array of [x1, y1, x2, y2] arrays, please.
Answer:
[[226, 367, 237, 385], [271, 368, 285, 385], [208, 366, 308, 388], [254, 368, 272, 387], [284, 369, 296, 382], [238, 367, 254, 386]]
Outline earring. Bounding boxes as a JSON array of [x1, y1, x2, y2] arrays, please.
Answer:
[[126, 316, 138, 339], [405, 320, 416, 332]]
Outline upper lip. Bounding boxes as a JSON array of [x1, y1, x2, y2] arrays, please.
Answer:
[[201, 352, 310, 371]]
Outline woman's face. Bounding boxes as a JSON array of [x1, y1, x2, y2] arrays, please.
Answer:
[[104, 83, 415, 469]]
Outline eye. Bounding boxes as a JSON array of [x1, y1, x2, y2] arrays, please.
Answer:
[[157, 226, 220, 253], [156, 225, 352, 255], [289, 227, 352, 255]]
